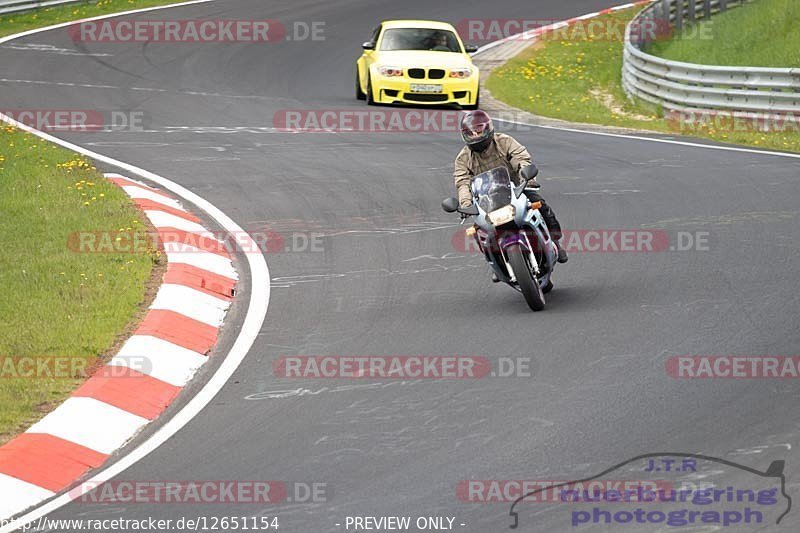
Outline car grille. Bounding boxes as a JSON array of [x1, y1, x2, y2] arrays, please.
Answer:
[[404, 93, 449, 102], [407, 68, 447, 80]]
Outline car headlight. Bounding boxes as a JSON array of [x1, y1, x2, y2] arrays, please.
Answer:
[[449, 68, 473, 79], [378, 66, 404, 77], [487, 205, 515, 226]]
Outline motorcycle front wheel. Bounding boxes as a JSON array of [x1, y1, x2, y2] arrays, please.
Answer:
[[507, 244, 545, 311]]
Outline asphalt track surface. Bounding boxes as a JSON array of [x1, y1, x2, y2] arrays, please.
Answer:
[[2, 0, 800, 531]]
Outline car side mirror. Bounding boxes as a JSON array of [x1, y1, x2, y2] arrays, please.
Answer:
[[465, 44, 478, 53], [362, 41, 375, 50], [441, 197, 459, 213]]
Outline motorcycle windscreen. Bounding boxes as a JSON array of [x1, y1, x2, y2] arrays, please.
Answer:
[[471, 167, 513, 213]]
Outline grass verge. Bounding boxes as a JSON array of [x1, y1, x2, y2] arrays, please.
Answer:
[[485, 5, 800, 153], [0, 125, 159, 443], [648, 0, 800, 67], [0, 0, 193, 38]]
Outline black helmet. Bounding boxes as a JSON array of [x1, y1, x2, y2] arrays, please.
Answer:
[[460, 110, 494, 152]]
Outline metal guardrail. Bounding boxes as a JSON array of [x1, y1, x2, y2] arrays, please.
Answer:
[[622, 0, 800, 117], [0, 0, 84, 16]]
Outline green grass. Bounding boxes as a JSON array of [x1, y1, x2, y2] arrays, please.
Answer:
[[0, 125, 157, 442], [486, 5, 800, 153], [0, 0, 192, 38], [648, 0, 800, 67]]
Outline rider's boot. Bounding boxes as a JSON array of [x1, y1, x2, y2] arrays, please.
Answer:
[[555, 239, 569, 263]]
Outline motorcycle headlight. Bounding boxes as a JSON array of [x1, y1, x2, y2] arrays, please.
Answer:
[[378, 66, 404, 77], [449, 68, 473, 78], [487, 205, 515, 226]]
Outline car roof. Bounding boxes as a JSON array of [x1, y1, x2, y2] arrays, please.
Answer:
[[380, 20, 457, 31]]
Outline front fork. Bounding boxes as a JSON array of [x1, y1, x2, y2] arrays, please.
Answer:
[[498, 231, 540, 283], [472, 224, 548, 284]]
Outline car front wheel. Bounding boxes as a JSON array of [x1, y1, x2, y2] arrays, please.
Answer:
[[463, 90, 480, 110], [366, 74, 376, 105], [356, 69, 366, 100]]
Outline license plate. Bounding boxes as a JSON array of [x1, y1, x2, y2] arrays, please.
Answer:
[[410, 83, 442, 93]]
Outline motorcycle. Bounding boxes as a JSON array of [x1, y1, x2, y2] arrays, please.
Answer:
[[442, 165, 557, 311]]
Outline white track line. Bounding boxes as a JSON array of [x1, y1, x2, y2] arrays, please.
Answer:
[[495, 118, 800, 160], [0, 1, 273, 529], [0, 0, 215, 46]]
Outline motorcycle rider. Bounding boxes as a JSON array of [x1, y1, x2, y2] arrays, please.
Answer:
[[454, 109, 568, 264]]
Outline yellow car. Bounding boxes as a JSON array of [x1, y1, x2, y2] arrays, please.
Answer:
[[356, 20, 480, 109]]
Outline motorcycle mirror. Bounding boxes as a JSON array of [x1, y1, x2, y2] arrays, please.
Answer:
[[520, 164, 539, 181], [459, 203, 479, 216], [441, 197, 459, 213]]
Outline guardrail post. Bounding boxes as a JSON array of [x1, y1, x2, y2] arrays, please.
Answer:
[[703, 0, 711, 19], [644, 11, 655, 47], [720, 0, 728, 10], [687, 0, 696, 22], [659, 0, 667, 25], [675, 0, 683, 31]]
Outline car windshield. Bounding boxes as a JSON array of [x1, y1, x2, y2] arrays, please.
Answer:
[[379, 28, 461, 52], [471, 167, 513, 213]]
